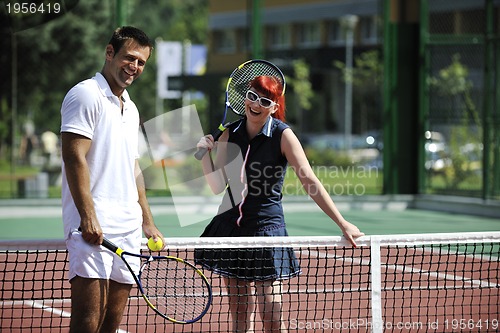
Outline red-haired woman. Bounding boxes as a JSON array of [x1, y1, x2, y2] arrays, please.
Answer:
[[195, 75, 364, 332]]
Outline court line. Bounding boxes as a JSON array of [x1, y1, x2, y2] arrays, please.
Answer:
[[308, 249, 499, 289], [23, 300, 71, 318]]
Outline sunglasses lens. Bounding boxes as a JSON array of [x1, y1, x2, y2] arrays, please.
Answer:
[[260, 98, 273, 107], [247, 91, 258, 101]]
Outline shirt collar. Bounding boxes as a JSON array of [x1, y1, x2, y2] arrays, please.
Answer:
[[233, 117, 275, 138], [94, 72, 129, 103], [261, 116, 274, 137]]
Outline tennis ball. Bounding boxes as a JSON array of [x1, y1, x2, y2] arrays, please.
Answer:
[[147, 237, 163, 251]]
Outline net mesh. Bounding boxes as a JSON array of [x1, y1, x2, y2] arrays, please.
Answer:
[[1, 232, 499, 333]]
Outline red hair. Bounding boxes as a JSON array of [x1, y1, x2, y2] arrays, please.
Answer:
[[250, 76, 286, 121]]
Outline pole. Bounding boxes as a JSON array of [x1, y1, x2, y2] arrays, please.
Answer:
[[341, 15, 358, 153], [11, 33, 18, 197], [251, 0, 263, 59], [116, 0, 127, 26]]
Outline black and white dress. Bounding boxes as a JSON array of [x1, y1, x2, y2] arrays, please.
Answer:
[[195, 117, 301, 281]]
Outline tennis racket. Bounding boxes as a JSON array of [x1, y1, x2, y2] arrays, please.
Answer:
[[79, 229, 212, 324], [194, 59, 286, 160]]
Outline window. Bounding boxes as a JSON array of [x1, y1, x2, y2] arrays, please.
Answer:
[[327, 20, 344, 46], [267, 24, 291, 50], [237, 28, 250, 52], [297, 22, 321, 48], [213, 29, 236, 54], [360, 16, 378, 44]]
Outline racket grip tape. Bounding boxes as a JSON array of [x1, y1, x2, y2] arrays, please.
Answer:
[[101, 238, 119, 253]]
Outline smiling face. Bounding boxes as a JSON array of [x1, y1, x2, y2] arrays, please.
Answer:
[[244, 88, 278, 123], [102, 39, 151, 96]]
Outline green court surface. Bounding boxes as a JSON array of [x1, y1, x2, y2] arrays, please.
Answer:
[[0, 197, 499, 240]]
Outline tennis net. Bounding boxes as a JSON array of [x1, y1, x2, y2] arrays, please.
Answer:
[[1, 232, 499, 333]]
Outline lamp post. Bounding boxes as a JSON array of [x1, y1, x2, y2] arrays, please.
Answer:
[[11, 32, 18, 197], [341, 15, 358, 153]]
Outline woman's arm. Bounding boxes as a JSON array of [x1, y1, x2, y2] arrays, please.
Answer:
[[281, 128, 364, 246], [197, 131, 230, 194]]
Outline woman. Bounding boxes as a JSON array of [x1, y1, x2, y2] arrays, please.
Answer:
[[195, 75, 364, 333]]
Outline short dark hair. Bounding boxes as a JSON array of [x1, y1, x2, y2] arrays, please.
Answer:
[[108, 26, 154, 56]]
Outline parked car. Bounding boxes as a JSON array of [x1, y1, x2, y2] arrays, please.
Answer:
[[424, 130, 451, 172], [301, 133, 380, 163]]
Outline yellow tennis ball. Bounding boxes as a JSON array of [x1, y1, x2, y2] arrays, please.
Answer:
[[147, 237, 163, 251]]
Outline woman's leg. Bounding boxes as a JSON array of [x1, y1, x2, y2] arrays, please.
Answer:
[[255, 280, 287, 333], [224, 277, 256, 333]]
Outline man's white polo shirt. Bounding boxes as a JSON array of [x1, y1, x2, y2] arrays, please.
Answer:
[[60, 72, 142, 238]]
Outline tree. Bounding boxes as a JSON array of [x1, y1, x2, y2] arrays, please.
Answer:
[[126, 0, 209, 122], [334, 49, 383, 133], [428, 54, 482, 190], [0, 0, 209, 160], [0, 0, 113, 158]]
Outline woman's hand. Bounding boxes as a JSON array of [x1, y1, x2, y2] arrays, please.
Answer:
[[339, 220, 365, 247], [196, 135, 216, 152]]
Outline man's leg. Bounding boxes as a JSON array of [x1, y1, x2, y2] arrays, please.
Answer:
[[70, 277, 108, 333], [100, 280, 133, 333]]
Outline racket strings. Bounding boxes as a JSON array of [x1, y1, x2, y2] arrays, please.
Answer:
[[140, 258, 210, 321], [228, 62, 285, 115]]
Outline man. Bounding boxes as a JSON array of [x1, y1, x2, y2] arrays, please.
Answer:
[[60, 26, 164, 333]]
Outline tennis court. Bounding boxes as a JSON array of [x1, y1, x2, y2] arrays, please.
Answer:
[[1, 196, 500, 240], [1, 197, 499, 332]]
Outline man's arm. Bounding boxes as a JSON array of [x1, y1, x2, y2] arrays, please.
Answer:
[[61, 132, 102, 245]]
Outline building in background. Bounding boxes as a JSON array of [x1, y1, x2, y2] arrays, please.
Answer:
[[206, 0, 382, 135], [204, 0, 486, 135]]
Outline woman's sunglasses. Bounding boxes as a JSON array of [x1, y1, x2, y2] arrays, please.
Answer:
[[245, 90, 277, 108]]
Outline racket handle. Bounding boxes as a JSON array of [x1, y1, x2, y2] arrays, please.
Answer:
[[77, 227, 119, 253], [194, 147, 209, 160], [101, 238, 119, 253], [194, 127, 225, 160]]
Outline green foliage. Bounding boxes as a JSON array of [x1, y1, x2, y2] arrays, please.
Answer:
[[0, 0, 114, 157], [127, 0, 209, 121], [429, 54, 481, 128], [128, 0, 208, 45], [283, 161, 382, 196], [288, 59, 314, 111], [334, 49, 383, 132], [334, 49, 383, 92], [304, 147, 354, 169], [0, 0, 209, 158], [429, 54, 482, 189], [431, 54, 472, 95]]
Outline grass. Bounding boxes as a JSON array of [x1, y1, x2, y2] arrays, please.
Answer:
[[283, 165, 383, 195], [424, 171, 483, 197], [0, 163, 41, 198]]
